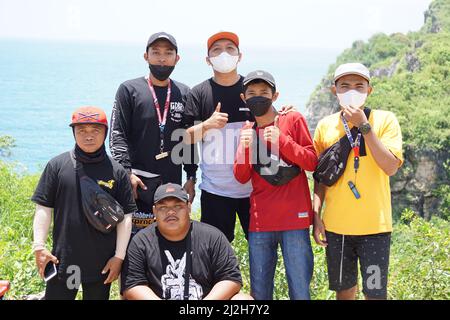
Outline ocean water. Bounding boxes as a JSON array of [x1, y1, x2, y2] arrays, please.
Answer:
[[0, 39, 339, 173]]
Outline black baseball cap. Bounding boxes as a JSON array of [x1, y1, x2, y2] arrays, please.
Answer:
[[154, 183, 189, 204], [243, 70, 276, 90], [146, 32, 178, 52]]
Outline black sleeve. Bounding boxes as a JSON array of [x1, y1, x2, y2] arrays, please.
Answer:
[[182, 87, 202, 128], [115, 166, 137, 214], [110, 84, 133, 171], [181, 88, 199, 178], [120, 236, 149, 295], [31, 161, 57, 208], [182, 151, 198, 179], [210, 232, 243, 285]]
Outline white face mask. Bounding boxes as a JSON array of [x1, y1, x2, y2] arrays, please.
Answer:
[[209, 52, 239, 73], [337, 90, 367, 108]]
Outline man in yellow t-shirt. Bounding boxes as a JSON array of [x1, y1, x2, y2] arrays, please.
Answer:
[[312, 63, 403, 300]]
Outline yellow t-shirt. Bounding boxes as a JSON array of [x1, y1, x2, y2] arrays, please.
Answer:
[[313, 109, 403, 235]]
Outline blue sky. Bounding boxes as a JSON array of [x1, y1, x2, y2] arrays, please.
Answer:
[[0, 0, 431, 50]]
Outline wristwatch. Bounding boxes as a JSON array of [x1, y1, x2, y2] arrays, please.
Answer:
[[359, 122, 372, 135]]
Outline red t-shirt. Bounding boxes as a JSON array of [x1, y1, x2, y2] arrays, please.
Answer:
[[233, 112, 318, 232]]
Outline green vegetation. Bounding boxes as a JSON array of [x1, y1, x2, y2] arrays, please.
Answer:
[[0, 161, 44, 298], [423, 0, 450, 33], [1, 161, 449, 300]]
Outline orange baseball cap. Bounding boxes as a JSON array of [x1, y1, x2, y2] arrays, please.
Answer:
[[207, 31, 239, 51], [70, 106, 108, 128]]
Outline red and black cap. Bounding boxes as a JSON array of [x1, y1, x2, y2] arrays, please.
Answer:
[[70, 106, 108, 128]]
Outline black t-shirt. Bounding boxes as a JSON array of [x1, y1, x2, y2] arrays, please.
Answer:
[[110, 77, 197, 184], [31, 151, 137, 282], [183, 76, 254, 125], [121, 221, 242, 299]]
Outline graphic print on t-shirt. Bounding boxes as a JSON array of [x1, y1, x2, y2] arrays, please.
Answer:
[[161, 250, 203, 300], [170, 101, 184, 123]]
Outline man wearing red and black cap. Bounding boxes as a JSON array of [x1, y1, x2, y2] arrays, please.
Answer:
[[110, 32, 198, 236], [31, 106, 137, 300]]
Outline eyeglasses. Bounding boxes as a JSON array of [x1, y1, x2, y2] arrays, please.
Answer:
[[154, 204, 186, 214]]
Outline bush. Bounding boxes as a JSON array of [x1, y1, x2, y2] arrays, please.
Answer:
[[0, 162, 44, 299], [389, 209, 450, 299]]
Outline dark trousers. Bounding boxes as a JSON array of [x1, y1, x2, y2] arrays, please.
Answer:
[[200, 190, 250, 242], [45, 276, 111, 300]]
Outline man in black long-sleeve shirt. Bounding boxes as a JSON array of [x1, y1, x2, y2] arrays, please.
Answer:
[[110, 32, 197, 235]]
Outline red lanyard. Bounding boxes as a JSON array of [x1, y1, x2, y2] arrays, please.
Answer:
[[147, 76, 171, 133], [341, 113, 361, 173]]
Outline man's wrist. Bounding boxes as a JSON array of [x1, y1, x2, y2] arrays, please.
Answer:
[[202, 120, 212, 132], [113, 254, 125, 261], [33, 243, 46, 252], [186, 175, 197, 184]]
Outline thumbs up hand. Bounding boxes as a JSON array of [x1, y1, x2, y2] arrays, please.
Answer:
[[204, 102, 229, 130], [263, 115, 281, 144], [240, 120, 254, 149]]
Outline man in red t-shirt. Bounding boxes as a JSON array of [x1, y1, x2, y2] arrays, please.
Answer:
[[233, 70, 318, 300]]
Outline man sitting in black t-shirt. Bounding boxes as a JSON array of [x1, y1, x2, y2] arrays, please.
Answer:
[[121, 183, 253, 300], [32, 106, 137, 300]]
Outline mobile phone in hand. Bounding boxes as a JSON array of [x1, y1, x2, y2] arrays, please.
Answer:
[[44, 261, 57, 282]]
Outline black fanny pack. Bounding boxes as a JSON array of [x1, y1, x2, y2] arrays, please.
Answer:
[[253, 162, 301, 186], [313, 108, 371, 186], [71, 151, 124, 233], [252, 127, 301, 186]]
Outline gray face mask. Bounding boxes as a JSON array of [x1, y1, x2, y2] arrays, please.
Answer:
[[246, 96, 272, 117]]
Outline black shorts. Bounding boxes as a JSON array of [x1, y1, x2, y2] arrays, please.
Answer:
[[325, 231, 391, 299], [45, 277, 111, 300], [200, 190, 250, 242]]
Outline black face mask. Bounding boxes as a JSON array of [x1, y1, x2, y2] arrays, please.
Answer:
[[74, 143, 106, 164], [246, 96, 273, 117], [149, 64, 175, 81]]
